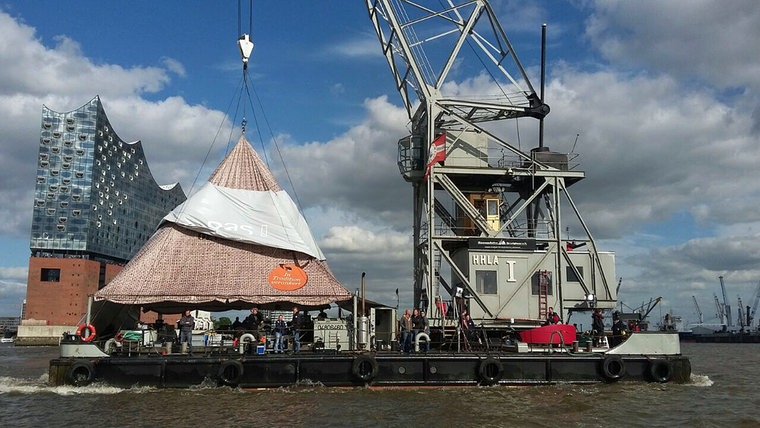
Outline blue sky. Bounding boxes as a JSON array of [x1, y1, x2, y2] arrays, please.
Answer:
[[1, 1, 760, 328]]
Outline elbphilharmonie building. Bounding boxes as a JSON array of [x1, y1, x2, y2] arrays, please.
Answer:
[[20, 97, 186, 342]]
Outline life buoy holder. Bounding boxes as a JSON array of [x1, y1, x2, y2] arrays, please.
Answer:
[[601, 355, 626, 381], [352, 355, 378, 383], [65, 361, 95, 386], [218, 360, 244, 387], [649, 359, 672, 383], [478, 357, 503, 386], [76, 324, 96, 342]]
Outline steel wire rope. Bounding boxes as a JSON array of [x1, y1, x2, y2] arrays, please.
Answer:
[[241, 68, 308, 223], [390, 0, 436, 93], [443, 1, 529, 151]]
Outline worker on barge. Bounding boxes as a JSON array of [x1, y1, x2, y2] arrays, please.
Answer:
[[178, 309, 195, 355]]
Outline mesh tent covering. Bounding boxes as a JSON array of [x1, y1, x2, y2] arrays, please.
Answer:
[[94, 136, 351, 313]]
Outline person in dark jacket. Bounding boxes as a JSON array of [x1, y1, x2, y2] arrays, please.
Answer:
[[610, 312, 628, 347], [244, 308, 264, 333], [290, 306, 303, 353], [546, 307, 561, 324], [178, 309, 195, 354], [273, 314, 287, 353], [591, 308, 605, 346]]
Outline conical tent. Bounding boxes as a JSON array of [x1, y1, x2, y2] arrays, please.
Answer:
[[95, 136, 351, 313]]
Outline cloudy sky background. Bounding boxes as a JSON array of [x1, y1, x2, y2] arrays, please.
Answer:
[[1, 1, 759, 328]]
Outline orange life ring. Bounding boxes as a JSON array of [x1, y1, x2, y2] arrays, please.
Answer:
[[76, 324, 96, 342]]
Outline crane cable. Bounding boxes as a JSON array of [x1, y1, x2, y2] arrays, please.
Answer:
[[235, 0, 305, 214]]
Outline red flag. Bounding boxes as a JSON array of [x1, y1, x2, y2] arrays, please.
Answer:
[[424, 133, 446, 180]]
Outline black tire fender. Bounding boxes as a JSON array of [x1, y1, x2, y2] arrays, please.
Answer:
[[478, 357, 503, 386], [65, 360, 95, 387], [601, 355, 626, 381], [218, 360, 244, 387], [649, 359, 672, 383], [351, 355, 378, 383]]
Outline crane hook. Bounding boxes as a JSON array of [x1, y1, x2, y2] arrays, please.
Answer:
[[238, 34, 254, 70]]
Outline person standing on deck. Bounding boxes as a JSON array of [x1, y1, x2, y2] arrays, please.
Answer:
[[273, 314, 287, 353], [178, 309, 195, 355], [419, 309, 430, 352], [592, 308, 605, 346], [411, 308, 422, 351], [290, 306, 303, 353], [244, 307, 264, 339], [400, 309, 413, 352]]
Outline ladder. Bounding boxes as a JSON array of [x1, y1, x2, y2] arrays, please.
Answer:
[[538, 270, 550, 318]]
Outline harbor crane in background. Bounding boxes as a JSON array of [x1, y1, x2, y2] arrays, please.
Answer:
[[692, 295, 703, 324], [719, 276, 732, 327], [737, 297, 746, 330], [714, 293, 726, 326]]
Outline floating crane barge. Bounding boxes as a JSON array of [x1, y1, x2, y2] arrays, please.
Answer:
[[49, 0, 690, 388]]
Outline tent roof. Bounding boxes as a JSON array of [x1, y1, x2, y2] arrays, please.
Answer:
[[95, 136, 351, 312]]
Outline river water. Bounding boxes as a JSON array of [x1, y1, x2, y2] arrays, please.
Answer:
[[0, 342, 754, 427]]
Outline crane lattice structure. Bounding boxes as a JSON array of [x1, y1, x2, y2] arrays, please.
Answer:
[[366, 0, 616, 327]]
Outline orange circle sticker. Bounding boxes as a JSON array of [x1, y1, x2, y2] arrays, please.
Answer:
[[268, 264, 308, 291]]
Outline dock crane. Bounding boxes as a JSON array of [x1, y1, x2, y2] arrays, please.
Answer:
[[737, 297, 746, 330], [719, 276, 732, 327], [714, 293, 726, 326], [365, 0, 618, 334], [692, 295, 703, 324]]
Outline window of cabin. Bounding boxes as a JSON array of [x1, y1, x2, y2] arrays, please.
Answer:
[[566, 265, 584, 283], [475, 270, 497, 294]]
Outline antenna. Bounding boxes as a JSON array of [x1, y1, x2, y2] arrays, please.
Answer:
[[538, 23, 547, 149]]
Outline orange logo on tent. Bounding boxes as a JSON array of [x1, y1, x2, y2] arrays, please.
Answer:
[[268, 264, 308, 291]]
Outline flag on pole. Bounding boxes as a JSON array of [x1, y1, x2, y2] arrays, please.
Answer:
[[424, 133, 446, 180]]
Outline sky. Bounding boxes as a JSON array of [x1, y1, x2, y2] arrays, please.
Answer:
[[1, 1, 760, 327]]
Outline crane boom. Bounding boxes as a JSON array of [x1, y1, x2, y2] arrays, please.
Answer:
[[714, 293, 725, 325], [692, 295, 703, 324], [719, 276, 732, 327]]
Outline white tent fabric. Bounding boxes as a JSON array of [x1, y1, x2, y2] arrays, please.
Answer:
[[164, 182, 325, 260]]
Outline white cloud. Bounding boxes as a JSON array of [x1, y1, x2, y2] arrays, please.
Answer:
[[586, 0, 760, 92]]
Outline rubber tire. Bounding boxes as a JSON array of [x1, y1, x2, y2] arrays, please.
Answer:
[[601, 355, 626, 381], [218, 360, 244, 387], [65, 361, 95, 387], [649, 359, 672, 383], [478, 357, 503, 386], [352, 355, 378, 383]]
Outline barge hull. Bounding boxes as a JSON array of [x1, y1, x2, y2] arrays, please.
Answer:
[[49, 352, 691, 388]]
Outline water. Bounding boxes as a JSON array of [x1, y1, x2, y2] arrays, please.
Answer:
[[0, 343, 755, 427]]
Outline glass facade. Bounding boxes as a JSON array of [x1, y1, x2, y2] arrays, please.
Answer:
[[30, 97, 186, 262]]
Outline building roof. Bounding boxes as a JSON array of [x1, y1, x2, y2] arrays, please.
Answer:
[[95, 136, 351, 313]]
